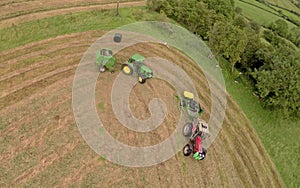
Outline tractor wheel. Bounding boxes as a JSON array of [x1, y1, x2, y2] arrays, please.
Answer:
[[122, 64, 133, 75], [99, 65, 106, 73], [138, 75, 146, 84], [183, 122, 193, 137], [183, 144, 193, 156]]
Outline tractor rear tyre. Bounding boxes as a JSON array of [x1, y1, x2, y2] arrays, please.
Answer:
[[122, 64, 133, 75], [183, 122, 193, 137], [183, 144, 193, 156], [138, 75, 146, 84]]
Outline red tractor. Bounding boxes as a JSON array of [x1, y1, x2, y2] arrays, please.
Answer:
[[182, 118, 209, 160]]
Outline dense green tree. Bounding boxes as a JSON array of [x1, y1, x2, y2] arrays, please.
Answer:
[[202, 0, 235, 19], [287, 27, 300, 47], [252, 47, 300, 116], [269, 19, 289, 37], [263, 29, 277, 43], [263, 29, 297, 50], [233, 15, 250, 29], [249, 21, 261, 34], [210, 22, 248, 71], [148, 0, 218, 39], [175, 1, 215, 39], [239, 32, 264, 71], [147, 0, 166, 11]]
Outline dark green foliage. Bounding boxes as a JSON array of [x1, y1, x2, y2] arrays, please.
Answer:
[[269, 19, 289, 37], [268, 19, 300, 47], [233, 15, 250, 29], [239, 32, 267, 71], [287, 27, 300, 47], [235, 6, 243, 14], [252, 46, 300, 116], [146, 0, 167, 12], [147, 0, 228, 39], [263, 29, 297, 51], [209, 21, 248, 71], [147, 0, 300, 116], [202, 0, 235, 19], [173, 1, 214, 39], [249, 21, 261, 33]]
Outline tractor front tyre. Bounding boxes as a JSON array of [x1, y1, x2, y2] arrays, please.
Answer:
[[138, 75, 146, 84], [122, 64, 133, 75], [183, 144, 193, 156], [183, 122, 193, 137]]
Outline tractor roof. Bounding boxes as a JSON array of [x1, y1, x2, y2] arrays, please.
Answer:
[[131, 53, 145, 62], [184, 91, 194, 99]]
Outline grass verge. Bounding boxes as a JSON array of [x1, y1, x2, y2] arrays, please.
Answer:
[[219, 57, 300, 188], [0, 6, 166, 52]]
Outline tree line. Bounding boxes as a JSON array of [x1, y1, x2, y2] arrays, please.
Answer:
[[147, 0, 300, 116]]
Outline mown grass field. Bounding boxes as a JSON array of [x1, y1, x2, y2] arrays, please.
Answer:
[[240, 0, 279, 14], [0, 6, 285, 187], [264, 0, 300, 12], [270, 5, 300, 23], [219, 58, 300, 188], [0, 1, 297, 187], [234, 0, 297, 28]]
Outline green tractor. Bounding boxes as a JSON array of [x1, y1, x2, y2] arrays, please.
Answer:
[[96, 48, 116, 73], [121, 53, 153, 84], [175, 91, 204, 120]]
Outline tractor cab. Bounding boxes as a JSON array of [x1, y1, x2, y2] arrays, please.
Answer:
[[122, 53, 153, 84], [129, 53, 145, 63]]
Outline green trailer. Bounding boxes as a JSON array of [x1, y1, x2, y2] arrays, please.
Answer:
[[96, 48, 116, 73]]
